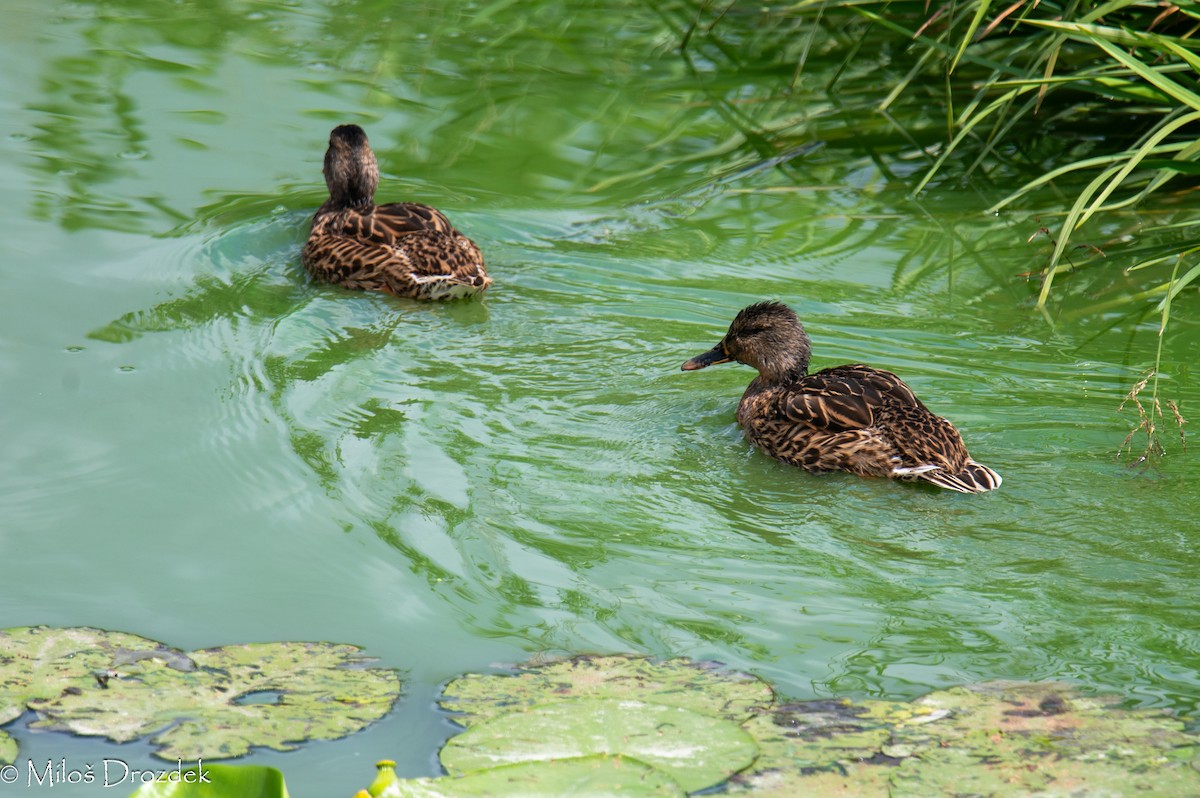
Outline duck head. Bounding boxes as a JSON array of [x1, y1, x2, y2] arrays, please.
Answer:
[[681, 301, 812, 383], [322, 124, 379, 209]]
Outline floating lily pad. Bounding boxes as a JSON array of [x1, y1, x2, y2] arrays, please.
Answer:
[[725, 681, 1200, 796], [730, 760, 892, 797], [440, 698, 758, 793], [32, 641, 401, 760], [905, 681, 1197, 756], [126, 763, 291, 797], [440, 654, 772, 728], [0, 625, 179, 762], [0, 729, 16, 765], [0, 627, 401, 762], [724, 699, 909, 796], [0, 626, 170, 721], [888, 681, 1200, 797], [735, 700, 894, 773], [431, 658, 1200, 796], [891, 741, 1200, 797], [378, 755, 684, 797]]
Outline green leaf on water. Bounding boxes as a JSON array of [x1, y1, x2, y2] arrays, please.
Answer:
[[0, 729, 16, 765], [0, 625, 176, 762], [732, 700, 895, 777], [439, 654, 773, 728], [440, 698, 759, 793], [891, 743, 1200, 797], [887, 681, 1200, 796], [730, 760, 892, 797], [378, 755, 684, 797], [725, 698, 913, 796], [0, 627, 401, 761], [424, 659, 1200, 796], [725, 682, 1200, 796], [32, 641, 401, 760], [0, 626, 170, 717], [126, 764, 290, 798], [902, 681, 1197, 757]]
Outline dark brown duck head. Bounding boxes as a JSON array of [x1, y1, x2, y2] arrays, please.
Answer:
[[321, 124, 379, 210], [681, 301, 812, 383]]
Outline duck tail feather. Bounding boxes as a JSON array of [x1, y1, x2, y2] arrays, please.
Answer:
[[919, 459, 1002, 493]]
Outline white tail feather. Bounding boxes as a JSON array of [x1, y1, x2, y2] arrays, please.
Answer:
[[891, 464, 941, 476], [915, 459, 1002, 494]]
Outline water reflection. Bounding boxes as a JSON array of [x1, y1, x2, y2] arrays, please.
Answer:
[[21, 0, 723, 238]]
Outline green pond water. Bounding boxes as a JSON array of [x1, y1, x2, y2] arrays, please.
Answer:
[[2, 0, 1198, 795]]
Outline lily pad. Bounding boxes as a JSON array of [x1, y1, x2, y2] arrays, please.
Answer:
[[725, 699, 907, 796], [0, 625, 184, 762], [0, 626, 170, 724], [0, 627, 400, 762], [730, 760, 892, 797], [896, 738, 1200, 796], [890, 743, 1200, 797], [724, 682, 1200, 796], [729, 676, 1200, 796], [888, 681, 1200, 797], [378, 755, 684, 797], [30, 640, 401, 760], [905, 681, 1197, 756], [126, 763, 290, 797], [0, 729, 16, 765], [440, 698, 759, 792], [748, 700, 897, 763], [440, 654, 772, 728]]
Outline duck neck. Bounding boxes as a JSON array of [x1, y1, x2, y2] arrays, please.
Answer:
[[326, 175, 376, 210], [323, 150, 379, 211], [754, 339, 811, 385], [758, 359, 808, 385]]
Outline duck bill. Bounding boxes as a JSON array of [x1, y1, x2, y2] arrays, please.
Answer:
[[681, 344, 732, 371]]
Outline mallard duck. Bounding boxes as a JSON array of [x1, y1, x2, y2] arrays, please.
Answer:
[[681, 301, 1001, 493], [302, 124, 491, 300]]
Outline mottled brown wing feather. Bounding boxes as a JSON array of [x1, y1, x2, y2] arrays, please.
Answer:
[[779, 365, 919, 431], [775, 364, 971, 474], [303, 203, 489, 300], [371, 202, 460, 238], [319, 203, 456, 244], [883, 402, 970, 473]]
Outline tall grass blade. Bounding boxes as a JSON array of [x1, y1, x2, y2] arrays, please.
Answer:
[[912, 86, 1028, 195], [1076, 110, 1200, 227], [1089, 36, 1200, 111], [951, 0, 994, 73], [1037, 163, 1126, 308], [1157, 257, 1200, 311], [987, 143, 1190, 214]]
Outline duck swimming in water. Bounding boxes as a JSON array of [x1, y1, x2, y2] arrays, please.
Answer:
[[302, 124, 491, 300], [681, 301, 1001, 493]]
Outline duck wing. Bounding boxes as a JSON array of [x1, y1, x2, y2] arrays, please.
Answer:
[[371, 202, 463, 238], [879, 399, 971, 473], [319, 202, 459, 244], [304, 203, 490, 299], [779, 365, 920, 431], [781, 365, 970, 472]]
